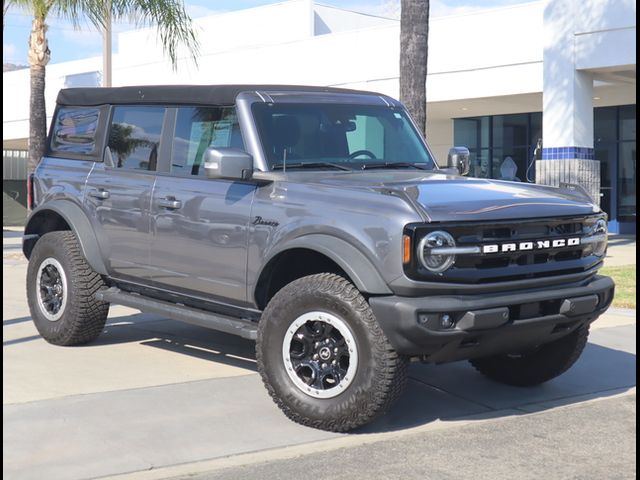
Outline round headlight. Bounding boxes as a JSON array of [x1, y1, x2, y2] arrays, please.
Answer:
[[593, 218, 608, 257], [418, 231, 456, 273]]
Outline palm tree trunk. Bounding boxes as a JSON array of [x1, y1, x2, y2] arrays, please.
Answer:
[[28, 17, 50, 174], [399, 0, 430, 138]]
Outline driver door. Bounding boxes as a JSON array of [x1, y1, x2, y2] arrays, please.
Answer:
[[149, 106, 256, 304]]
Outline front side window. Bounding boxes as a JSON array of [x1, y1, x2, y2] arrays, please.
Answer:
[[252, 103, 435, 170], [171, 106, 242, 176], [108, 106, 165, 171], [51, 107, 100, 154]]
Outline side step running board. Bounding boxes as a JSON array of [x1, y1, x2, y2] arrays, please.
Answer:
[[95, 287, 258, 340]]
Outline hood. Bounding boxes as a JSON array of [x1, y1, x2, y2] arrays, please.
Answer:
[[277, 170, 600, 222]]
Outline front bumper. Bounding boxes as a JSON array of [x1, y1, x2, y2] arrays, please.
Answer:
[[369, 275, 615, 361]]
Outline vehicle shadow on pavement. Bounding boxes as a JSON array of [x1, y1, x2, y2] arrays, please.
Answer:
[[90, 315, 636, 434], [607, 234, 636, 247], [7, 311, 634, 434], [364, 337, 636, 433], [92, 314, 258, 372], [3, 316, 32, 326]]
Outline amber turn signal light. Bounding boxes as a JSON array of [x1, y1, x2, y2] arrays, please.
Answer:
[[402, 235, 412, 264]]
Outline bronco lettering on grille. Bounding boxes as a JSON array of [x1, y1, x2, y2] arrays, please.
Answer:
[[482, 237, 580, 254]]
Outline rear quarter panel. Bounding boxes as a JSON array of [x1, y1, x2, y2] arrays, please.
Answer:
[[33, 157, 94, 212]]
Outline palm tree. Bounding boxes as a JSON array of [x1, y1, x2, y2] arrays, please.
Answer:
[[107, 122, 155, 168], [12, 0, 199, 175], [399, 0, 429, 138]]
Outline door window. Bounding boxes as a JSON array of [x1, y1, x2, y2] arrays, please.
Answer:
[[171, 107, 242, 176], [108, 106, 165, 171]]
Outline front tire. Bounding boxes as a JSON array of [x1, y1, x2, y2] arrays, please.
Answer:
[[256, 273, 408, 432], [469, 325, 590, 386], [26, 231, 109, 346]]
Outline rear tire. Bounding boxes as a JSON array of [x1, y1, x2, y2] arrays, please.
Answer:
[[256, 273, 408, 432], [26, 231, 109, 346], [469, 325, 590, 386]]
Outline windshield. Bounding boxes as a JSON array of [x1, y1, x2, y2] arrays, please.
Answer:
[[252, 103, 436, 170]]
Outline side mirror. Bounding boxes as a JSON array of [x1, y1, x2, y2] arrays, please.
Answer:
[[447, 147, 470, 176], [204, 148, 253, 180]]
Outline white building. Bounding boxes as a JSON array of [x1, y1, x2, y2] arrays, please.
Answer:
[[3, 0, 636, 231]]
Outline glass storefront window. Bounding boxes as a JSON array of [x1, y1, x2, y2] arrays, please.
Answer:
[[492, 147, 530, 182], [594, 107, 617, 143], [594, 143, 616, 220], [454, 113, 538, 184], [618, 141, 636, 218], [492, 114, 528, 148], [530, 112, 542, 147], [618, 105, 636, 219], [469, 149, 491, 178], [454, 117, 489, 150], [620, 105, 636, 141], [594, 105, 636, 221], [455, 106, 636, 226]]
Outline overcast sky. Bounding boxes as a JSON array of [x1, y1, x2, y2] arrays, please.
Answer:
[[3, 0, 534, 65]]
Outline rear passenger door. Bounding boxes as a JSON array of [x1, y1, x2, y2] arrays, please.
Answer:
[[85, 105, 166, 283], [149, 106, 256, 304]]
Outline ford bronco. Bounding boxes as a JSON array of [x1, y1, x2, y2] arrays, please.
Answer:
[[24, 85, 614, 431]]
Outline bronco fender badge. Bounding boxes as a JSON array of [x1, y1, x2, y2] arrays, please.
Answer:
[[253, 216, 279, 227]]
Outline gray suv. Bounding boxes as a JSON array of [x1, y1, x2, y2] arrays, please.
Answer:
[[24, 85, 614, 431]]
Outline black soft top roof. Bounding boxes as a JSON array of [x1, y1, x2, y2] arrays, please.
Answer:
[[56, 84, 375, 107]]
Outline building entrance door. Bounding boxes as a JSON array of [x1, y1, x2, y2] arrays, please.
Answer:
[[594, 142, 616, 224]]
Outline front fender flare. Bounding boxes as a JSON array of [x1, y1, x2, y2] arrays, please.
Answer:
[[262, 234, 392, 295], [24, 200, 108, 275]]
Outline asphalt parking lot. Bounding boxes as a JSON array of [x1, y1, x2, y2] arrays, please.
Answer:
[[2, 230, 636, 480]]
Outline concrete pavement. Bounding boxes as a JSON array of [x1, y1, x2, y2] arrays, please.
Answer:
[[604, 234, 636, 267], [3, 230, 636, 480], [172, 393, 636, 480]]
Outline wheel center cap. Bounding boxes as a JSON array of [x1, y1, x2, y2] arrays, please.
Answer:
[[318, 347, 332, 361]]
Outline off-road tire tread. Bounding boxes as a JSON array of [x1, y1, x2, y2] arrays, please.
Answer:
[[27, 231, 109, 346], [257, 273, 408, 432], [469, 325, 590, 386]]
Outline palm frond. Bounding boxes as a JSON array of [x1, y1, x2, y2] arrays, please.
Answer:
[[49, 0, 199, 68], [113, 0, 199, 68]]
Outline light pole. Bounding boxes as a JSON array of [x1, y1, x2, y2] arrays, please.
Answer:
[[102, 4, 112, 87]]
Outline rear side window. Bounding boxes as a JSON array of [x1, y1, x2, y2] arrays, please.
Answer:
[[51, 107, 100, 154], [171, 106, 243, 176], [108, 106, 165, 171]]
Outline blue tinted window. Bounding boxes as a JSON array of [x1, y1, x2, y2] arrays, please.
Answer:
[[108, 106, 165, 171], [172, 107, 242, 176], [51, 107, 100, 154]]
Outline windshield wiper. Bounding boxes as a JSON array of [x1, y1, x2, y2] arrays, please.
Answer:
[[272, 162, 352, 171], [361, 162, 429, 170]]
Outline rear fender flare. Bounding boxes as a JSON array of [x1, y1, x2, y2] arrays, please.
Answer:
[[23, 200, 107, 275]]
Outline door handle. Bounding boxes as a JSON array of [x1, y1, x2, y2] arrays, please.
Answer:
[[88, 189, 110, 200], [158, 197, 182, 209]]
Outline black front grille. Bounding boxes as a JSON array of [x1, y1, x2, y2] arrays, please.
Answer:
[[404, 215, 604, 284]]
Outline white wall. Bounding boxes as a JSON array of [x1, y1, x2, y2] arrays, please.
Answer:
[[425, 117, 453, 165], [116, 0, 315, 69], [313, 4, 397, 35], [542, 0, 637, 149], [574, 0, 636, 71], [2, 57, 101, 142], [427, 2, 544, 102]]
